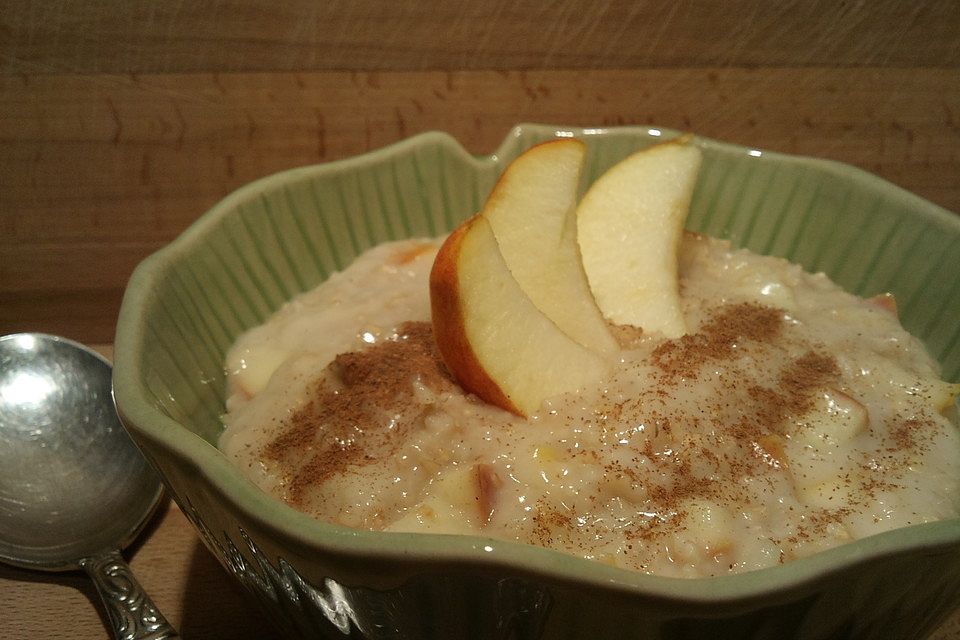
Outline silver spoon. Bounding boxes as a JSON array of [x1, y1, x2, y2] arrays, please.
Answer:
[[0, 333, 178, 639]]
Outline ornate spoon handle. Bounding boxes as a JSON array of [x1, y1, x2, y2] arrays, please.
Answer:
[[80, 549, 179, 640]]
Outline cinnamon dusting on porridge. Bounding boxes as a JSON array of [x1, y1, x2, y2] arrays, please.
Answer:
[[220, 235, 960, 577], [651, 302, 784, 381], [262, 321, 451, 507]]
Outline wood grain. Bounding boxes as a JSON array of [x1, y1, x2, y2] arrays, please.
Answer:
[[2, 67, 958, 343], [2, 2, 958, 636], [2, 0, 959, 74]]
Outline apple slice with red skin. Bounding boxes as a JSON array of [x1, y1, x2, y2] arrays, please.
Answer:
[[430, 215, 610, 417]]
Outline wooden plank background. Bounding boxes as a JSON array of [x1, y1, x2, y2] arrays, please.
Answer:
[[2, 3, 960, 638], [4, 0, 960, 73], [1, 0, 959, 345]]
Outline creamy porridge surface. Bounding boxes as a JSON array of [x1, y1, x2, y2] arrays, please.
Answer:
[[220, 235, 960, 578]]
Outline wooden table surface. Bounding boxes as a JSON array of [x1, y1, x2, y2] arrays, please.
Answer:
[[2, 1, 959, 637], [0, 501, 282, 639], [3, 0, 960, 345]]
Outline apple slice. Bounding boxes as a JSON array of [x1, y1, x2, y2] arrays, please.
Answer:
[[430, 215, 609, 416], [481, 139, 618, 357], [576, 137, 702, 339]]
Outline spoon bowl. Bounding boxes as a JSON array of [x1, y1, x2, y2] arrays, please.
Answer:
[[0, 333, 176, 639]]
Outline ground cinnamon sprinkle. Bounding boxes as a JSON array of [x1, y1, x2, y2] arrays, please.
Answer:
[[652, 302, 784, 381], [625, 304, 849, 538], [889, 416, 935, 455], [262, 321, 454, 507], [746, 351, 841, 435], [532, 503, 576, 546]]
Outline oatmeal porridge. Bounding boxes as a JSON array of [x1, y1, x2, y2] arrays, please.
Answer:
[[220, 234, 960, 578]]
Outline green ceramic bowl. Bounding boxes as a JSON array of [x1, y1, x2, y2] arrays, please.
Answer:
[[113, 124, 960, 639]]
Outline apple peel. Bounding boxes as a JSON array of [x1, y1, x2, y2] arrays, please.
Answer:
[[430, 215, 610, 417]]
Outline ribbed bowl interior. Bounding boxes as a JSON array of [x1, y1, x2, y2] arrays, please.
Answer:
[[118, 125, 960, 451]]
